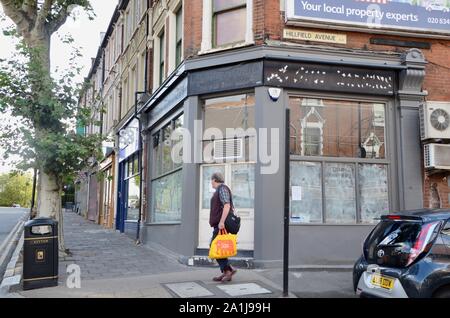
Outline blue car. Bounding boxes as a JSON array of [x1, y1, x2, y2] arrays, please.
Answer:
[[353, 209, 450, 298]]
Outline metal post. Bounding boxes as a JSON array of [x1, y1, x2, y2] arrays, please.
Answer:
[[30, 167, 37, 219], [283, 108, 290, 297], [134, 91, 147, 244]]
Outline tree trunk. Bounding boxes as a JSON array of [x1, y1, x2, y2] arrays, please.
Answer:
[[28, 30, 67, 256], [36, 170, 67, 256]]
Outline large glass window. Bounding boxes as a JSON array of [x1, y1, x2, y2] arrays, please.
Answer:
[[290, 162, 322, 224], [152, 170, 182, 223], [359, 164, 389, 224], [289, 98, 386, 159], [124, 153, 140, 222], [325, 163, 356, 224], [151, 113, 184, 223], [231, 164, 255, 209], [289, 97, 390, 224], [203, 93, 255, 163], [213, 0, 246, 47]]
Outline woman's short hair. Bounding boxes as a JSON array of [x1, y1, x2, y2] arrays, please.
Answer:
[[211, 172, 225, 184]]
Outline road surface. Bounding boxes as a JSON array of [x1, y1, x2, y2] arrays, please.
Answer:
[[0, 207, 27, 247]]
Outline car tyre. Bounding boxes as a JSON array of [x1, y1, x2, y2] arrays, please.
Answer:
[[433, 287, 450, 298]]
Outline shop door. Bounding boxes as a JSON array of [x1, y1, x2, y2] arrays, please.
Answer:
[[199, 164, 255, 251], [101, 168, 113, 228], [116, 162, 127, 233]]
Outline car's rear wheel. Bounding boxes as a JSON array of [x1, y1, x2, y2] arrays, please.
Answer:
[[433, 287, 450, 298]]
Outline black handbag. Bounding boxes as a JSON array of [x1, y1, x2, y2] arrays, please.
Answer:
[[222, 185, 241, 234], [225, 212, 241, 235]]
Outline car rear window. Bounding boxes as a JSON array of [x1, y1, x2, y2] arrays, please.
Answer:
[[364, 221, 422, 260]]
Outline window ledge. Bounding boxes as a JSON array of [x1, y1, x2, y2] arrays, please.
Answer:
[[199, 41, 255, 56]]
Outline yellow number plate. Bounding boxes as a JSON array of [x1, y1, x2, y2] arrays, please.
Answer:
[[371, 274, 395, 290]]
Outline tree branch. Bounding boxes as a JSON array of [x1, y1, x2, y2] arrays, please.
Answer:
[[22, 0, 37, 23], [48, 5, 69, 34], [0, 0, 35, 35], [36, 0, 53, 28]]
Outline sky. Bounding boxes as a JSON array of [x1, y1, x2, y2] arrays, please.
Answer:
[[0, 1, 117, 173]]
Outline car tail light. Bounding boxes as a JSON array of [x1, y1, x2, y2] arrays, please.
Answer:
[[406, 221, 441, 267]]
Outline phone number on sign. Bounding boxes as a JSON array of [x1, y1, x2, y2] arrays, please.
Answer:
[[428, 17, 450, 25]]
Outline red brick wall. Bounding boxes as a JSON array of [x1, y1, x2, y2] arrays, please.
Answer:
[[184, 0, 203, 58], [424, 175, 450, 209], [253, 0, 283, 44]]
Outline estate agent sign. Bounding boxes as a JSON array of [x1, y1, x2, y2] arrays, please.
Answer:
[[286, 0, 450, 35]]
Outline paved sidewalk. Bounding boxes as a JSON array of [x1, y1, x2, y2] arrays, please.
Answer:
[[19, 268, 286, 298], [16, 211, 287, 298], [11, 211, 357, 298], [55, 211, 192, 282]]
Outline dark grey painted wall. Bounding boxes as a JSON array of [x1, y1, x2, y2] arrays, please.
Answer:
[[396, 101, 424, 210], [288, 225, 375, 266], [254, 86, 285, 265]]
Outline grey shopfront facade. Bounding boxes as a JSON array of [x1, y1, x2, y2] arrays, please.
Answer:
[[139, 44, 427, 267]]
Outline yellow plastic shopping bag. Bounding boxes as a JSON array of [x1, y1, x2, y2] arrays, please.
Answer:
[[209, 229, 237, 259]]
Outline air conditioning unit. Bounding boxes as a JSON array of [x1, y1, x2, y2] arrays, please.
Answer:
[[214, 139, 243, 160], [420, 102, 450, 140], [424, 143, 450, 171]]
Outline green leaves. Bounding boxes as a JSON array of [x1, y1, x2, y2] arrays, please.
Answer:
[[0, 172, 34, 208], [0, 0, 106, 182]]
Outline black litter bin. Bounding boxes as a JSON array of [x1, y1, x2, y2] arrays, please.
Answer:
[[23, 218, 59, 290]]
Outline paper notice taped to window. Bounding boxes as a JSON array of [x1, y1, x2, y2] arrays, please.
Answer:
[[292, 186, 302, 201]]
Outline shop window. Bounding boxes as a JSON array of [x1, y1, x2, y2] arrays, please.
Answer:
[[152, 114, 184, 177], [231, 164, 255, 209], [213, 0, 246, 47], [359, 164, 389, 224], [203, 93, 255, 163], [325, 163, 357, 224], [151, 170, 182, 223], [289, 98, 386, 159], [124, 153, 140, 222], [150, 113, 184, 223], [173, 115, 184, 169], [289, 97, 391, 224], [127, 175, 140, 221], [290, 162, 323, 224]]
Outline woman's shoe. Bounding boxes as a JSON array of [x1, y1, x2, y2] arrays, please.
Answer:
[[213, 273, 226, 282], [221, 270, 233, 282]]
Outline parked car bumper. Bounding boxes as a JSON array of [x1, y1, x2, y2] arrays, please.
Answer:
[[353, 256, 428, 298]]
